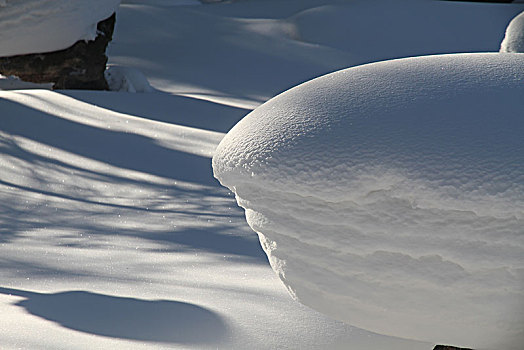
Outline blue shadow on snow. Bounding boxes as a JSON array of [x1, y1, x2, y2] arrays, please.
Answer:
[[0, 287, 230, 344]]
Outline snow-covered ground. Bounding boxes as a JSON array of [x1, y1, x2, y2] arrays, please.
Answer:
[[1, 0, 523, 349]]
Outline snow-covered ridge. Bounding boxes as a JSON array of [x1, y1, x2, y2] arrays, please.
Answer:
[[213, 53, 524, 349], [0, 0, 121, 57]]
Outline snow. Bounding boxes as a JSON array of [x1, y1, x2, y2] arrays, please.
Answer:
[[289, 0, 523, 64], [501, 10, 524, 53], [0, 0, 121, 57], [107, 0, 523, 109], [105, 65, 153, 93], [1, 0, 524, 349], [0, 74, 53, 90], [2, 89, 395, 350], [212, 53, 524, 350]]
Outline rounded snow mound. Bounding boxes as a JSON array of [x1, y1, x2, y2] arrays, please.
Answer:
[[0, 0, 120, 57], [501, 10, 524, 53], [212, 53, 524, 349]]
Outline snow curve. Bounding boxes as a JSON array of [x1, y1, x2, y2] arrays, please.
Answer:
[[501, 11, 524, 53], [212, 53, 524, 349]]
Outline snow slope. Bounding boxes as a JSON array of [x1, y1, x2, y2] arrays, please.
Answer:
[[1, 0, 524, 349], [213, 53, 524, 350]]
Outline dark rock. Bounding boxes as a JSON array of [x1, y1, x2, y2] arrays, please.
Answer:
[[433, 345, 474, 350], [0, 13, 116, 90]]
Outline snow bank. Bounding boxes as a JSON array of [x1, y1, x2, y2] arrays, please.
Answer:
[[0, 0, 121, 57], [213, 53, 524, 349], [501, 11, 524, 53]]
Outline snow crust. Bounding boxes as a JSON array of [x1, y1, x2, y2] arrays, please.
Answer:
[[213, 53, 524, 349], [0, 0, 121, 57], [501, 11, 524, 53]]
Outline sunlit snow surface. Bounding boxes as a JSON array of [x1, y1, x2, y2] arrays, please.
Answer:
[[213, 53, 524, 349], [501, 10, 524, 53], [0, 0, 120, 56]]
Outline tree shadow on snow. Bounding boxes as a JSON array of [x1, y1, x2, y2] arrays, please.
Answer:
[[0, 287, 230, 344], [0, 97, 214, 185], [0, 94, 266, 262]]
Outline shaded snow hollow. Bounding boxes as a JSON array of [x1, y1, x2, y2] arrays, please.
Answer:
[[213, 53, 524, 350]]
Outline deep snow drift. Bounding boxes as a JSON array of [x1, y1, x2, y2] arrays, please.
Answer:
[[0, 0, 120, 56], [213, 53, 524, 349]]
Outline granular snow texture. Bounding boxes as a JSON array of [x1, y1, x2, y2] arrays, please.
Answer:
[[501, 10, 524, 53], [213, 53, 524, 350]]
